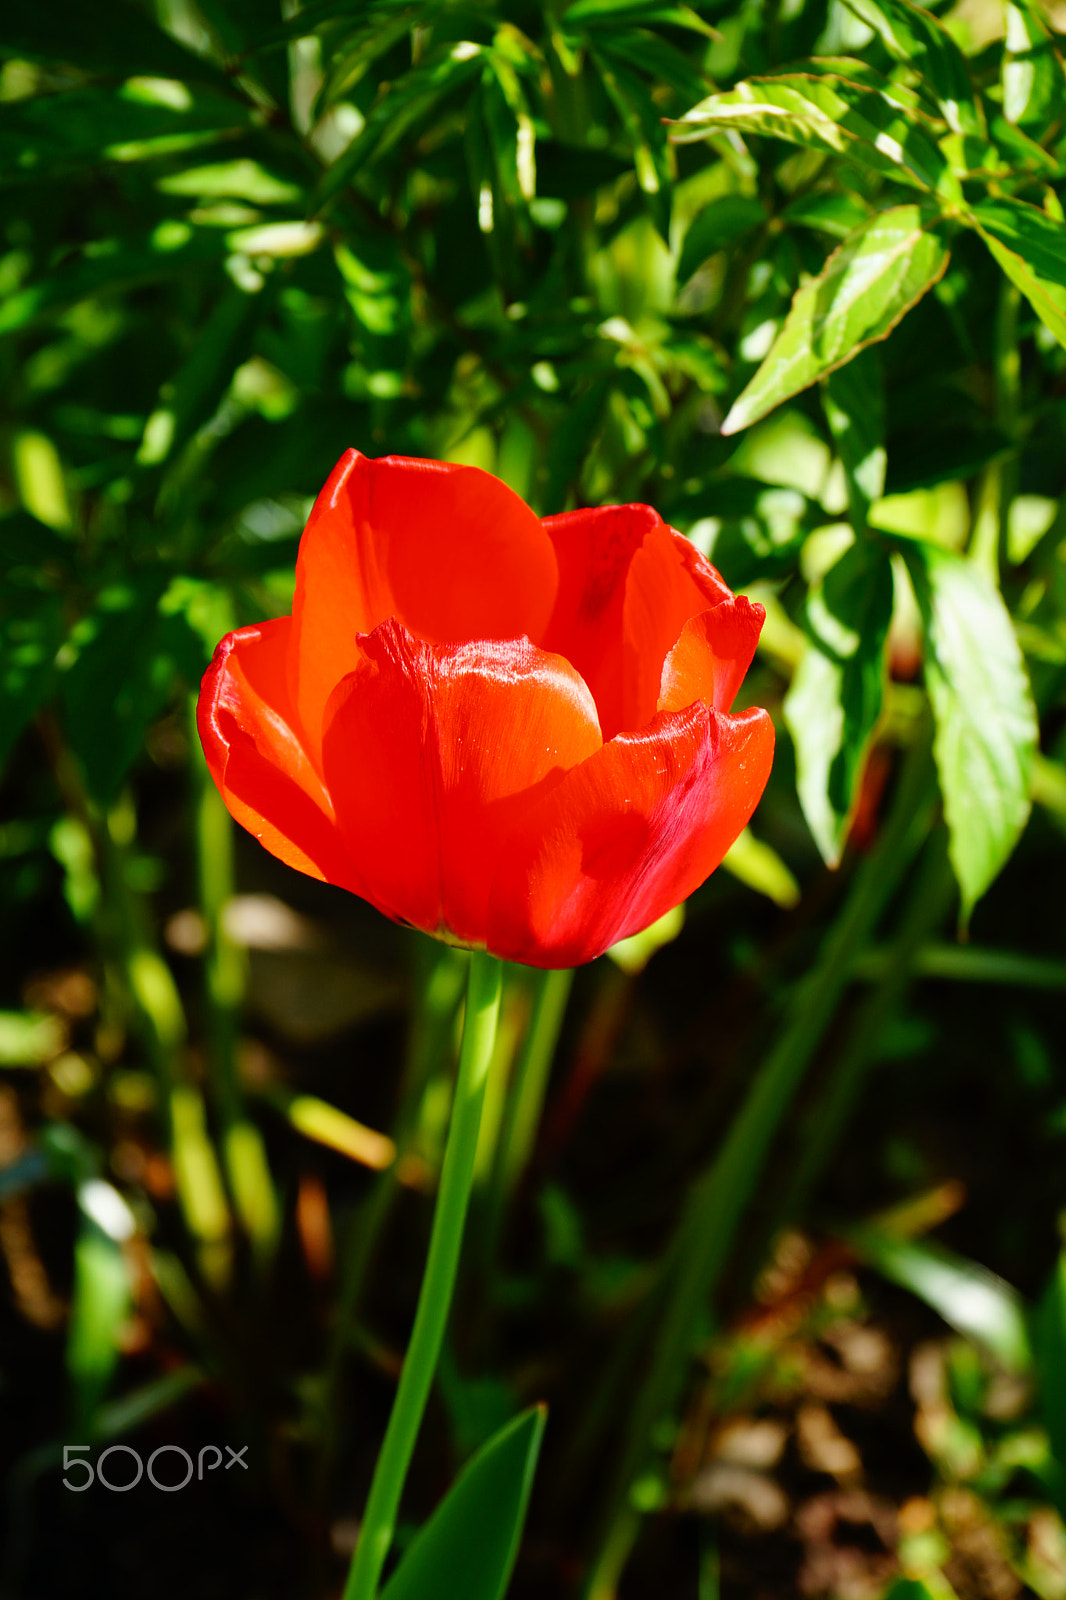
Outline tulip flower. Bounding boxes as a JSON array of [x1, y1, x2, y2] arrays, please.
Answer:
[[198, 449, 774, 1600], [198, 449, 774, 969]]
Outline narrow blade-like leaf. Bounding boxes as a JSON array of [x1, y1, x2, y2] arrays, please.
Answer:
[[380, 1406, 546, 1600]]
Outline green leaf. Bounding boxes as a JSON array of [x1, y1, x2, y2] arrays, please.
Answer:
[[0, 227, 226, 334], [593, 49, 673, 239], [900, 542, 1038, 920], [823, 346, 886, 525], [1035, 1253, 1066, 1470], [0, 581, 67, 772], [839, 0, 981, 135], [315, 46, 485, 208], [562, 0, 719, 36], [674, 75, 951, 193], [1003, 0, 1066, 129], [881, 1575, 962, 1600], [849, 1226, 1032, 1373], [67, 1219, 133, 1427], [4, 0, 232, 84], [972, 196, 1066, 350], [785, 540, 893, 866], [60, 575, 207, 805], [678, 195, 766, 283], [722, 206, 949, 435], [379, 1407, 546, 1600], [137, 284, 267, 466], [0, 85, 250, 182]]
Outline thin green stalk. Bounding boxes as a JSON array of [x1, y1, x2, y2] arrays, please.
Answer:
[[191, 702, 278, 1258], [584, 735, 937, 1598], [778, 832, 956, 1224], [343, 949, 502, 1600], [314, 942, 468, 1501], [483, 966, 573, 1266]]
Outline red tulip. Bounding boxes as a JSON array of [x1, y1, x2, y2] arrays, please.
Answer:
[[197, 451, 774, 968]]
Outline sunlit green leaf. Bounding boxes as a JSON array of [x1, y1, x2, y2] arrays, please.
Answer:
[[973, 196, 1066, 350], [722, 206, 949, 435], [900, 541, 1038, 920], [850, 1226, 1032, 1373], [674, 75, 951, 192], [1002, 0, 1066, 129], [839, 0, 981, 135], [785, 540, 893, 865]]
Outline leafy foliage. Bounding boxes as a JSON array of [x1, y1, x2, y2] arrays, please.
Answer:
[[3, 0, 1066, 1595]]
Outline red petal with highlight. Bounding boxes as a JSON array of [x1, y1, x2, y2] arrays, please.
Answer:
[[197, 620, 361, 893], [488, 704, 775, 967], [291, 451, 558, 756], [542, 505, 732, 738], [320, 622, 602, 944], [658, 596, 766, 716]]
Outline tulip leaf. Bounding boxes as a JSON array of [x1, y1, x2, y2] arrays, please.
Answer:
[[899, 541, 1038, 921], [1002, 0, 1066, 129], [379, 1406, 546, 1600], [838, 0, 980, 135], [972, 197, 1066, 351], [785, 540, 893, 866], [722, 206, 949, 435], [673, 75, 950, 191]]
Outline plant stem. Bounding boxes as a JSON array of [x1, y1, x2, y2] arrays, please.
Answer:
[[483, 966, 573, 1264], [343, 948, 503, 1600], [584, 734, 937, 1598]]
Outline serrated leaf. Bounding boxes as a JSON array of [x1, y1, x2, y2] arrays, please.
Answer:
[[973, 196, 1066, 350], [674, 75, 950, 193], [379, 1407, 546, 1600], [723, 206, 948, 435], [1003, 0, 1066, 129], [840, 0, 981, 135], [785, 540, 893, 865], [901, 542, 1038, 920]]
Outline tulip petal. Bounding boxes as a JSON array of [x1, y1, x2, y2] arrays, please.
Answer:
[[658, 596, 766, 716], [291, 450, 559, 756], [542, 505, 732, 738], [197, 620, 361, 892], [321, 622, 602, 945], [487, 703, 775, 967], [622, 520, 734, 731]]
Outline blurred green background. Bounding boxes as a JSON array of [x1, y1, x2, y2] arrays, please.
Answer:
[[3, 0, 1066, 1596]]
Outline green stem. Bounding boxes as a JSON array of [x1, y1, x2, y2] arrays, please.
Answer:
[[484, 967, 573, 1264], [314, 942, 468, 1502], [190, 699, 279, 1258], [584, 734, 937, 1597], [343, 949, 503, 1600]]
